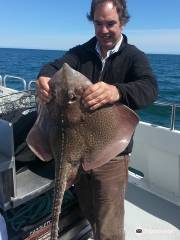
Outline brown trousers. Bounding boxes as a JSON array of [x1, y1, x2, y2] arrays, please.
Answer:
[[75, 155, 129, 240]]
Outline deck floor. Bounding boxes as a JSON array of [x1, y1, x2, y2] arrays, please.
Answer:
[[125, 183, 180, 240]]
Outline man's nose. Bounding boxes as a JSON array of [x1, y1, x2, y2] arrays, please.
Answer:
[[100, 25, 109, 33]]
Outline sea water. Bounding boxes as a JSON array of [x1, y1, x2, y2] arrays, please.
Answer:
[[0, 48, 179, 129]]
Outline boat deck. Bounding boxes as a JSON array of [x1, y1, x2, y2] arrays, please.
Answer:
[[125, 182, 180, 240], [70, 180, 180, 240], [0, 82, 180, 239]]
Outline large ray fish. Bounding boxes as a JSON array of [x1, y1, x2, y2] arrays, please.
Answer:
[[26, 63, 139, 240]]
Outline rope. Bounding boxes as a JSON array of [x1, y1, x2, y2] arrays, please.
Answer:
[[4, 189, 76, 232]]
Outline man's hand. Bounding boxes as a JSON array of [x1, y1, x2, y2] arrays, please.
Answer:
[[82, 82, 121, 110], [36, 77, 52, 104]]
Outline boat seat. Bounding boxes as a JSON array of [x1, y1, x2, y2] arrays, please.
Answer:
[[0, 112, 55, 210], [0, 91, 55, 210]]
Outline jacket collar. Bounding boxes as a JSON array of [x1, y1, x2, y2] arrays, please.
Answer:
[[96, 34, 123, 59]]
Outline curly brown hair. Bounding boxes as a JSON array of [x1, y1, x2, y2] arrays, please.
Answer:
[[87, 0, 130, 25]]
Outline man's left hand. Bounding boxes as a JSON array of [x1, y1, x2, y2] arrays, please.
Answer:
[[82, 82, 121, 110]]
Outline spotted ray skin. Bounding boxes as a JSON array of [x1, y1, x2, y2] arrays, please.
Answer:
[[27, 63, 139, 240]]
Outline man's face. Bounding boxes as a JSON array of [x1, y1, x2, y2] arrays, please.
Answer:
[[93, 1, 122, 54]]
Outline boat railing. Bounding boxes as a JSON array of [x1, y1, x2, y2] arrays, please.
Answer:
[[3, 75, 27, 90], [0, 75, 179, 131], [153, 100, 180, 131], [1, 75, 36, 91], [27, 80, 36, 90]]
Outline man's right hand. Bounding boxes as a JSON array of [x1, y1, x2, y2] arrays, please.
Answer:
[[36, 76, 52, 104]]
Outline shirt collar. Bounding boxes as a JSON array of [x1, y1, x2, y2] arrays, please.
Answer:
[[96, 34, 123, 60]]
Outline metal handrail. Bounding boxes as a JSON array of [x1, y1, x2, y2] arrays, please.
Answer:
[[154, 101, 180, 131], [27, 80, 36, 90], [1, 74, 179, 131], [3, 75, 27, 90]]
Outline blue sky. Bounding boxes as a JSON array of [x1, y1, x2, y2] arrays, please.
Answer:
[[0, 0, 180, 54]]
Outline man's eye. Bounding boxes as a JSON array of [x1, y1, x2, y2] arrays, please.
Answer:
[[107, 22, 115, 27], [94, 21, 116, 28], [95, 22, 102, 26]]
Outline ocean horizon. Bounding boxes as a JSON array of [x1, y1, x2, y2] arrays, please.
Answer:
[[1, 46, 180, 55]]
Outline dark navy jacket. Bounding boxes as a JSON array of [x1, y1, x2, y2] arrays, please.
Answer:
[[38, 34, 158, 155]]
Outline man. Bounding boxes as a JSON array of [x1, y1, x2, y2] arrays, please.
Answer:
[[36, 0, 158, 239]]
